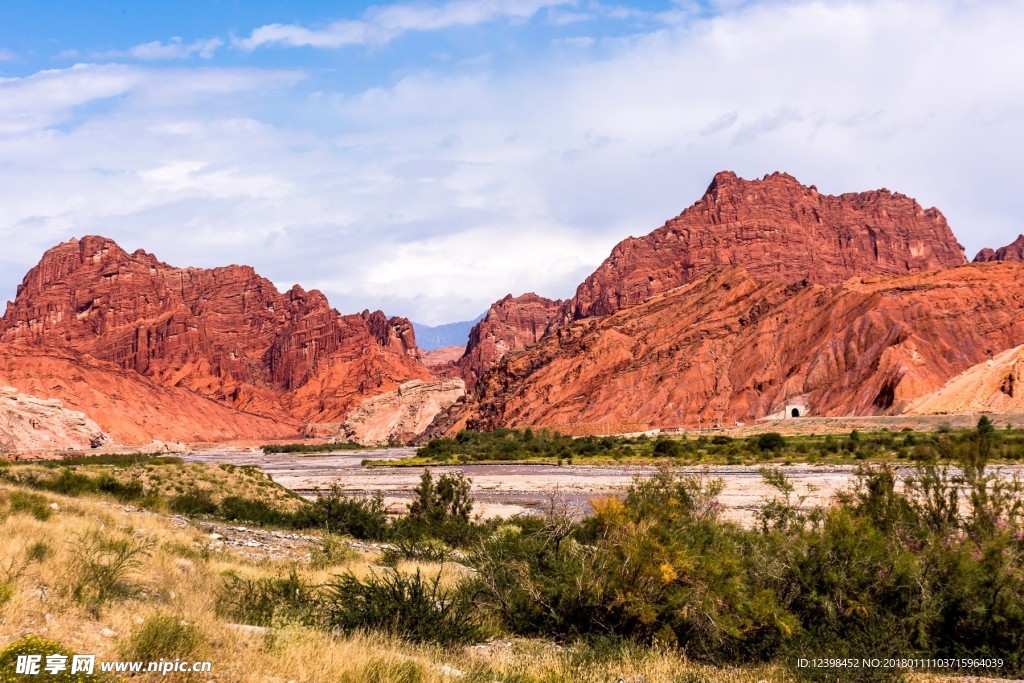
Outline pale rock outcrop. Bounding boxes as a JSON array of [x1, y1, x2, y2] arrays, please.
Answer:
[[0, 385, 110, 453], [904, 344, 1024, 415], [341, 378, 466, 445]]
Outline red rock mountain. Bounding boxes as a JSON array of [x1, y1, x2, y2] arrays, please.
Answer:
[[975, 234, 1024, 262], [455, 293, 563, 388], [0, 236, 434, 441], [425, 263, 1024, 436], [429, 172, 1021, 438], [565, 171, 967, 320], [453, 171, 970, 389]]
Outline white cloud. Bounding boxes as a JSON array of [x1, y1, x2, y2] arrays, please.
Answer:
[[128, 37, 224, 60], [2, 0, 1023, 326], [236, 0, 572, 49]]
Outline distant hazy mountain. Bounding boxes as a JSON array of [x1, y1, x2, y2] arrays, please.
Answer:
[[412, 315, 483, 350]]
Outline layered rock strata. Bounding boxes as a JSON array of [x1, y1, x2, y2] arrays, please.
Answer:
[[564, 171, 968, 321], [0, 236, 435, 441], [455, 293, 563, 387], [340, 378, 466, 445], [423, 263, 1024, 437]]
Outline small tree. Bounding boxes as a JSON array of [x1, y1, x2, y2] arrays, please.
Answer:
[[408, 469, 473, 525]]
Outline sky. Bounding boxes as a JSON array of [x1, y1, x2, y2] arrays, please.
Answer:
[[0, 0, 1022, 325]]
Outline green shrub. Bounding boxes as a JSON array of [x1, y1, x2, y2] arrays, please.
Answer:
[[94, 474, 144, 502], [65, 531, 152, 611], [320, 568, 479, 645], [756, 432, 787, 453], [408, 470, 473, 524], [121, 614, 203, 661], [168, 488, 218, 516], [9, 491, 53, 520], [378, 538, 453, 567], [653, 437, 682, 457], [292, 487, 389, 539], [0, 581, 12, 607], [310, 533, 358, 569], [400, 470, 476, 544], [217, 496, 288, 526], [216, 569, 314, 627]]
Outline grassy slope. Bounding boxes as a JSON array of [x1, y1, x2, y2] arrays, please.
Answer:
[[0, 458, 1006, 682], [0, 478, 789, 683]]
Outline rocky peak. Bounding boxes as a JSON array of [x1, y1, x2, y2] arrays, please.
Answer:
[[974, 234, 1024, 262], [455, 292, 564, 388], [566, 171, 968, 319]]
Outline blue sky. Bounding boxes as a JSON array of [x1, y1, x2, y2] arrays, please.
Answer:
[[1, 0, 1022, 325]]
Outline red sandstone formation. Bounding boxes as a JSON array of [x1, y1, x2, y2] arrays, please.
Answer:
[[423, 264, 1024, 437], [0, 236, 434, 435], [565, 171, 967, 320], [0, 344, 297, 445], [454, 171, 969, 385], [974, 234, 1024, 262], [454, 293, 563, 388]]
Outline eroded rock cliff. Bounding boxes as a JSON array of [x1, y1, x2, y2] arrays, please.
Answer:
[[455, 293, 563, 387], [565, 171, 967, 320], [424, 263, 1024, 437], [0, 344, 298, 446]]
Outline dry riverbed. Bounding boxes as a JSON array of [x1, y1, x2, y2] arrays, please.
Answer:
[[179, 447, 998, 524]]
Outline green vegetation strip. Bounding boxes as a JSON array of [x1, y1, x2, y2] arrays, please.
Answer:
[[399, 423, 1024, 465], [260, 442, 365, 454]]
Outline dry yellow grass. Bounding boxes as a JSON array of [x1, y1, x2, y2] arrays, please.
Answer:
[[0, 482, 1004, 682]]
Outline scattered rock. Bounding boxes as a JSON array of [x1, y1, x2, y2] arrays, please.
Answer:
[[173, 558, 195, 574], [226, 623, 270, 636]]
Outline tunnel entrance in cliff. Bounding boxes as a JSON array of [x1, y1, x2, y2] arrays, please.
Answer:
[[791, 408, 801, 418]]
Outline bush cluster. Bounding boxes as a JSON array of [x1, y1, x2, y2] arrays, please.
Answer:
[[1, 468, 146, 504], [418, 427, 648, 462], [466, 418, 1024, 677], [217, 567, 479, 646]]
